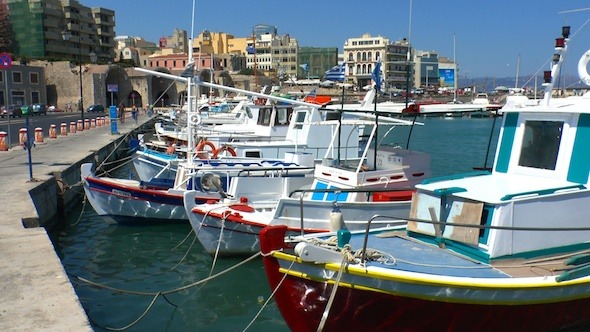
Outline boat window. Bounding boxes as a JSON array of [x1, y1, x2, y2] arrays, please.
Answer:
[[294, 111, 306, 129], [257, 107, 272, 126], [276, 108, 289, 125], [246, 107, 253, 119], [518, 120, 563, 170]]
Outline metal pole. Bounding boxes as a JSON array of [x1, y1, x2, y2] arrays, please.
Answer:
[[79, 43, 84, 122], [5, 69, 11, 148]]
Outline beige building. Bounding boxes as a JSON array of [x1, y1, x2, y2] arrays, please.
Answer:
[[343, 33, 411, 90]]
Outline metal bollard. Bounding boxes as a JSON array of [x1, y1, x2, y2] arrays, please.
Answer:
[[19, 128, 27, 147], [49, 124, 57, 139], [35, 127, 43, 143], [0, 131, 8, 151]]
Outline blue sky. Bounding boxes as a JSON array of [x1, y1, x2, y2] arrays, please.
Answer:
[[84, 0, 590, 81]]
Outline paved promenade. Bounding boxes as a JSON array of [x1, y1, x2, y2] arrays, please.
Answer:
[[0, 112, 150, 331]]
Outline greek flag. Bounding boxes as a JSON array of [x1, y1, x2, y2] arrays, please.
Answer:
[[372, 61, 382, 92], [246, 46, 256, 54], [324, 63, 345, 82], [299, 63, 309, 72]]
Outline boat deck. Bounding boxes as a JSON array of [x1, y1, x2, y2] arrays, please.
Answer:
[[344, 230, 585, 279]]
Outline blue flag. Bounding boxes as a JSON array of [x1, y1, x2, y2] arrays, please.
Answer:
[[372, 61, 382, 92], [324, 63, 345, 82], [246, 46, 256, 54], [299, 63, 309, 72]]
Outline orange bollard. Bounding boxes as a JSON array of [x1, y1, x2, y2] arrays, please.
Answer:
[[70, 121, 77, 134], [0, 131, 8, 151], [61, 123, 68, 136], [19, 128, 27, 147], [84, 119, 90, 130], [35, 127, 43, 143], [90, 119, 96, 128], [77, 120, 83, 132], [49, 124, 57, 139]]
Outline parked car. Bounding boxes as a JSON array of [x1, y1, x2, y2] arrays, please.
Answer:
[[1, 104, 23, 118], [32, 103, 47, 115], [86, 104, 105, 113]]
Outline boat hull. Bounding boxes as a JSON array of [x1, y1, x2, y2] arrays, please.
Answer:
[[260, 226, 590, 332], [83, 176, 214, 224]]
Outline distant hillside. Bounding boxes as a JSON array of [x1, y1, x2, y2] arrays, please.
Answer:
[[461, 73, 585, 92]]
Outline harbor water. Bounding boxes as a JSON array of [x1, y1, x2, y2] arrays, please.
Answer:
[[50, 116, 501, 331]]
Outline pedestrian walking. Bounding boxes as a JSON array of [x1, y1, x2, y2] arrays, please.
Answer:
[[118, 102, 125, 123]]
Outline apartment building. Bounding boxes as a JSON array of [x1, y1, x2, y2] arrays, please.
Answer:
[[6, 0, 115, 63]]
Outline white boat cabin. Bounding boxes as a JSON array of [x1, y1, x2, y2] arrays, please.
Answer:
[[410, 101, 590, 262]]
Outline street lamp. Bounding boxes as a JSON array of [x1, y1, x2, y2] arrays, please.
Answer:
[[62, 30, 96, 122]]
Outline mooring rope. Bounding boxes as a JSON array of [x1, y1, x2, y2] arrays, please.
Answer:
[[73, 252, 262, 330], [242, 251, 294, 332]]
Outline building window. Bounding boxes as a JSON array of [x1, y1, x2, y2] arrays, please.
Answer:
[[12, 72, 22, 83], [31, 91, 40, 104], [356, 52, 361, 62], [362, 52, 367, 61], [30, 73, 39, 84], [11, 90, 24, 105], [0, 91, 4, 106], [368, 52, 372, 62]]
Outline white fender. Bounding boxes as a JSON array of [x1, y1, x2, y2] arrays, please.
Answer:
[[577, 50, 590, 85]]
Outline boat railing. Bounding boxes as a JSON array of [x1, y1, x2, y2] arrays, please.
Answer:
[[235, 165, 315, 178], [289, 187, 415, 236]]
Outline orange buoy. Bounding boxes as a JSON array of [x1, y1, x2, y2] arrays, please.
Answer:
[[213, 145, 237, 158], [196, 140, 217, 159]]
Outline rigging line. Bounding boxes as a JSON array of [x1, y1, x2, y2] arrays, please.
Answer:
[[172, 227, 194, 250], [209, 217, 227, 278], [98, 292, 162, 332], [170, 233, 197, 271], [72, 252, 262, 296], [317, 252, 349, 332], [70, 194, 87, 227], [242, 257, 295, 332]]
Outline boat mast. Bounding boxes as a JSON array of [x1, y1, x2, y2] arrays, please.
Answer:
[[542, 26, 570, 106], [453, 34, 457, 103], [186, 0, 197, 166]]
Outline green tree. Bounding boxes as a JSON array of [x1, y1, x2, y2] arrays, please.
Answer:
[[0, 3, 14, 53]]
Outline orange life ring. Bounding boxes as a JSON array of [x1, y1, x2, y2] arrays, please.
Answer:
[[196, 140, 217, 158], [213, 145, 237, 158]]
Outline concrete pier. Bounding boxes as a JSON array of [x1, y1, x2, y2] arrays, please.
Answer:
[[0, 112, 155, 331]]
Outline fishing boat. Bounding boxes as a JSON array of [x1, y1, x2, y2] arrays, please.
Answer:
[[81, 53, 317, 224], [259, 26, 590, 331], [184, 98, 431, 256]]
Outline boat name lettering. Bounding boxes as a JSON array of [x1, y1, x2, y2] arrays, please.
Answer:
[[112, 189, 131, 197]]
